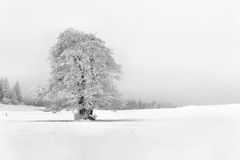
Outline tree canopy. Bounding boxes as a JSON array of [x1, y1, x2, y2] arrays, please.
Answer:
[[38, 28, 122, 112]]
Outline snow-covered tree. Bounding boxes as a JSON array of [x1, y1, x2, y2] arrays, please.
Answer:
[[12, 81, 22, 103], [32, 83, 51, 106], [10, 90, 19, 104], [38, 28, 122, 115], [0, 78, 3, 101], [2, 78, 11, 100]]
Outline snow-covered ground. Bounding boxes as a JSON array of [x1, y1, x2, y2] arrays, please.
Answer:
[[0, 104, 240, 160]]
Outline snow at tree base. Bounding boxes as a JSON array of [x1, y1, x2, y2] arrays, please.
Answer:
[[37, 28, 122, 116]]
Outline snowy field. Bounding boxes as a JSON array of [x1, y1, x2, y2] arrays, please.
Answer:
[[0, 104, 240, 160]]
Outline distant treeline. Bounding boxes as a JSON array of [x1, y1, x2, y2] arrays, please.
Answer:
[[0, 77, 22, 105], [0, 78, 178, 109], [22, 97, 50, 107], [23, 96, 179, 110], [121, 99, 179, 110]]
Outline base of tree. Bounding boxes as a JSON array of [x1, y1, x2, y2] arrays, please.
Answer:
[[74, 108, 96, 120]]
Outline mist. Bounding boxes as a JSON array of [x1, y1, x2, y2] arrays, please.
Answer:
[[1, 0, 240, 105]]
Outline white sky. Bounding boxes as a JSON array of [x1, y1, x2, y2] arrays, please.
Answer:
[[1, 0, 240, 105]]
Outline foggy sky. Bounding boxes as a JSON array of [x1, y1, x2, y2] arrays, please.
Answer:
[[1, 0, 240, 105]]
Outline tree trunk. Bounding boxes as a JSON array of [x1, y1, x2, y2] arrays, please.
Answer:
[[74, 108, 94, 120]]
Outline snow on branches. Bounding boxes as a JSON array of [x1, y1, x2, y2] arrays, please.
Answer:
[[38, 28, 122, 112]]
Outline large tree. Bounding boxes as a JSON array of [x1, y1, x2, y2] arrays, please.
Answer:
[[38, 28, 122, 117]]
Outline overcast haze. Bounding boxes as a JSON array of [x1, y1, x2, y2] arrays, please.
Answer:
[[1, 0, 240, 105]]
